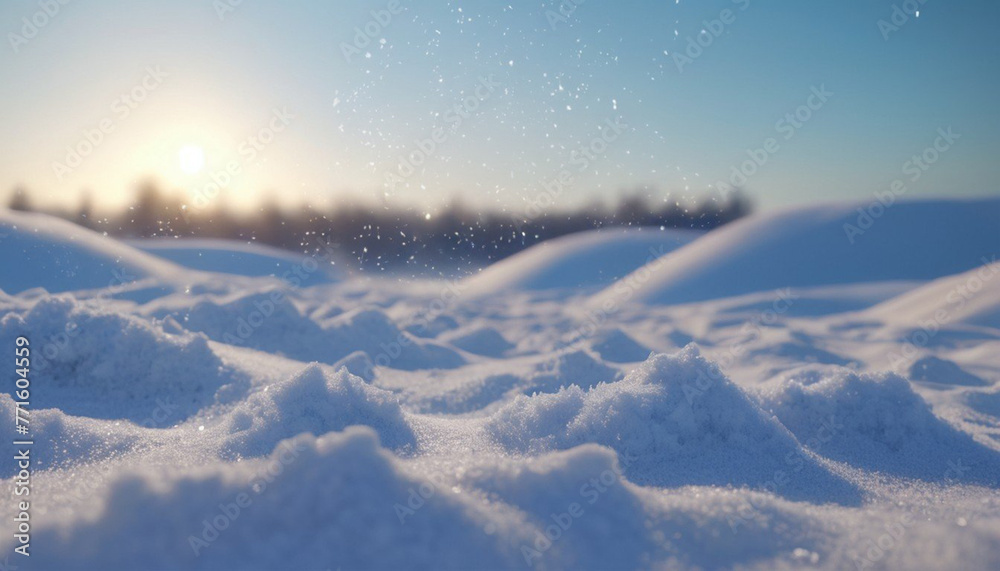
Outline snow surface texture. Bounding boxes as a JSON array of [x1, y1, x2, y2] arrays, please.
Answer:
[[461, 226, 702, 297], [131, 237, 346, 283], [590, 197, 1000, 306], [2, 201, 1000, 570], [0, 210, 185, 294]]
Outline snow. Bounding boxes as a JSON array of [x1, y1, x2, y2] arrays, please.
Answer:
[[132, 238, 346, 283], [462, 226, 702, 296], [0, 210, 187, 294], [2, 199, 1000, 570], [590, 197, 1000, 306], [862, 261, 1000, 329]]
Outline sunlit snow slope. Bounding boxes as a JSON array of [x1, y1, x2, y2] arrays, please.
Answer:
[[590, 197, 1000, 306], [132, 238, 345, 283], [461, 227, 702, 297], [0, 210, 186, 294]]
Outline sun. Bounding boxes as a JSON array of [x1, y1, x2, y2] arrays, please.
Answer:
[[178, 145, 205, 175]]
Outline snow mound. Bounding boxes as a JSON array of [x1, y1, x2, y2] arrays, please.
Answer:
[[462, 227, 701, 297], [0, 209, 188, 294], [405, 313, 459, 338], [589, 327, 651, 363], [0, 295, 245, 422], [524, 348, 620, 394], [965, 388, 1000, 418], [459, 445, 839, 570], [0, 395, 148, 478], [150, 293, 464, 371], [327, 308, 465, 370], [759, 366, 1000, 484], [152, 289, 328, 358], [22, 427, 520, 571], [461, 444, 655, 569], [485, 346, 858, 503], [132, 237, 345, 284], [444, 326, 514, 357], [862, 259, 1000, 329], [590, 198, 1000, 306], [221, 364, 415, 457], [908, 356, 987, 387], [332, 350, 377, 382]]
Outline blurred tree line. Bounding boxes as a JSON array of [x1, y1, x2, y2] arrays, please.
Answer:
[[6, 184, 751, 273]]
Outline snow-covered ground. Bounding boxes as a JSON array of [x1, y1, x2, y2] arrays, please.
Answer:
[[1, 197, 999, 570]]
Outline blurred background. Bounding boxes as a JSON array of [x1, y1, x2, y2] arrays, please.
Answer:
[[2, 0, 997, 274]]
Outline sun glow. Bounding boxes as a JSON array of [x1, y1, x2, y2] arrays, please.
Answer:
[[178, 145, 205, 175]]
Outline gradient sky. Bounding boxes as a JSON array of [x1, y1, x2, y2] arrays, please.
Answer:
[[2, 0, 998, 213]]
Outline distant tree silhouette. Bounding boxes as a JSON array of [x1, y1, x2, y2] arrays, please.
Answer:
[[7, 187, 32, 212], [75, 191, 94, 227], [6, 182, 753, 273]]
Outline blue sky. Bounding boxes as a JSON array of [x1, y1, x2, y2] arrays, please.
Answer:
[[1, 0, 998, 213]]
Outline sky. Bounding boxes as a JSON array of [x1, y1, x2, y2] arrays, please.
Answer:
[[1, 0, 998, 214]]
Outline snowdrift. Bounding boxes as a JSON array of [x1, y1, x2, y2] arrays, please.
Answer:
[[0, 296, 246, 422], [219, 364, 416, 457], [461, 227, 701, 297], [0, 210, 186, 294], [590, 197, 1000, 306], [25, 428, 525, 571], [758, 366, 1000, 485], [145, 292, 465, 371], [132, 238, 345, 283], [3, 198, 1000, 570], [861, 260, 1000, 329], [485, 347, 860, 504]]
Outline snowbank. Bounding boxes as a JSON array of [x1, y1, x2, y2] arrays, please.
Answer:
[[590, 197, 1000, 306], [461, 227, 701, 297], [0, 296, 246, 422], [3, 199, 1000, 570], [589, 327, 652, 363], [132, 237, 345, 284], [758, 366, 1000, 484], [485, 347, 859, 503], [862, 259, 1000, 329], [147, 292, 465, 371], [23, 427, 523, 570], [0, 209, 186, 294], [220, 364, 415, 457]]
